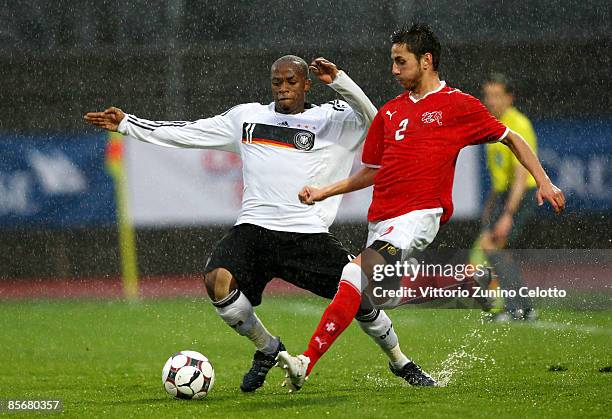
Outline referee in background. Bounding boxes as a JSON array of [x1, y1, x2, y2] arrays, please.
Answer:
[[477, 73, 539, 321]]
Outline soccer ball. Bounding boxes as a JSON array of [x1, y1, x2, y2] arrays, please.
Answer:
[[162, 350, 215, 399]]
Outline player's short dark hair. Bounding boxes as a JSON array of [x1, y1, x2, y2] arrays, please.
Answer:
[[485, 72, 514, 94], [390, 23, 441, 71], [272, 55, 309, 79]]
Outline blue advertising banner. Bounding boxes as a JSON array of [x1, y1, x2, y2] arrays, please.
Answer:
[[536, 120, 611, 212], [0, 134, 116, 227], [481, 120, 611, 213], [1, 121, 609, 229]]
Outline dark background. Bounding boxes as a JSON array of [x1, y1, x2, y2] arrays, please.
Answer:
[[3, 0, 611, 130], [1, 0, 610, 278]]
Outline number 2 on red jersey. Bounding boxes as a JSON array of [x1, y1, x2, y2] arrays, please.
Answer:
[[395, 118, 409, 141]]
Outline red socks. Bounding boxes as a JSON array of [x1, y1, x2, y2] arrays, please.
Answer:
[[303, 281, 361, 375]]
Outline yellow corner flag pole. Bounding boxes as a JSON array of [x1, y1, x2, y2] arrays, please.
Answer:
[[106, 132, 139, 301]]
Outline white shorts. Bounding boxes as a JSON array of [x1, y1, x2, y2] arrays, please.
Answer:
[[366, 208, 443, 259]]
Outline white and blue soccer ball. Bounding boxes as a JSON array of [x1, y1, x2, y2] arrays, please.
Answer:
[[162, 350, 215, 399]]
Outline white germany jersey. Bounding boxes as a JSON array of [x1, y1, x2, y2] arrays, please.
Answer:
[[118, 71, 376, 233]]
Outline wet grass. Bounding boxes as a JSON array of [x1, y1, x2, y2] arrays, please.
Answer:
[[1, 296, 610, 418]]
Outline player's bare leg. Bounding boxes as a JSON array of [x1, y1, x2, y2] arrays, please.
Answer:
[[205, 268, 285, 392]]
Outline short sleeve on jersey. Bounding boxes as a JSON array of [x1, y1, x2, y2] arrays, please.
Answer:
[[361, 110, 385, 167], [457, 94, 508, 146]]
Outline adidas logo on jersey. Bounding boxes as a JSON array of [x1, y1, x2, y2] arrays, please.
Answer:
[[277, 121, 290, 127]]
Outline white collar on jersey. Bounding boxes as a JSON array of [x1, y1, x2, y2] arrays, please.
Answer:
[[268, 102, 316, 115], [409, 80, 446, 103]]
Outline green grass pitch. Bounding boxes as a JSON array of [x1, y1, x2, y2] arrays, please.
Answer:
[[1, 296, 610, 418]]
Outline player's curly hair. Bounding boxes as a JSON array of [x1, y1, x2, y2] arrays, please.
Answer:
[[390, 23, 441, 71]]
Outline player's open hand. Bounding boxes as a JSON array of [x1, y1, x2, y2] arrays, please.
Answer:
[[536, 181, 565, 214], [309, 58, 339, 85], [492, 212, 512, 244], [298, 186, 326, 205], [83, 107, 126, 132]]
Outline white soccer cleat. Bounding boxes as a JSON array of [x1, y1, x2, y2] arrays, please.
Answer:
[[276, 351, 310, 392]]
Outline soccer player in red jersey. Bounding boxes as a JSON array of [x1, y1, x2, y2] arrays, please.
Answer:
[[277, 24, 566, 391]]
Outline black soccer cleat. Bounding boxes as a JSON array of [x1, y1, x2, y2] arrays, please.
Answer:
[[240, 339, 286, 392], [522, 308, 538, 322], [389, 361, 437, 387], [491, 307, 538, 322]]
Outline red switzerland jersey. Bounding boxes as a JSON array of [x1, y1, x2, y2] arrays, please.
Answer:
[[362, 82, 508, 224]]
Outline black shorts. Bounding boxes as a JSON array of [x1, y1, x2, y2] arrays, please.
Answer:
[[204, 223, 352, 306]]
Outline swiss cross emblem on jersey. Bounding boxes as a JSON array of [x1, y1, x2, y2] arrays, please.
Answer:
[[421, 111, 443, 126]]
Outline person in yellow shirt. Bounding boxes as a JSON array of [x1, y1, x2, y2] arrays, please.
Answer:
[[478, 73, 538, 321]]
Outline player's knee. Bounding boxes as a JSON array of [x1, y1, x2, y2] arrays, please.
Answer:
[[341, 262, 367, 292], [360, 245, 394, 279], [204, 270, 218, 299], [205, 268, 237, 302]]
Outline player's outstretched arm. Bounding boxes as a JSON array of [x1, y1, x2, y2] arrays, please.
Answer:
[[298, 167, 377, 205], [83, 107, 125, 131], [312, 57, 377, 127], [502, 130, 566, 213], [84, 106, 242, 153]]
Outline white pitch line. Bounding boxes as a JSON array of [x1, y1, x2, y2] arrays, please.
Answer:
[[268, 301, 612, 335], [527, 320, 612, 335]]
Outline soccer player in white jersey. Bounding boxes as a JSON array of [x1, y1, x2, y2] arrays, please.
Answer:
[[84, 56, 430, 392]]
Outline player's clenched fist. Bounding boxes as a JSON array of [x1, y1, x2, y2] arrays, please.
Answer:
[[309, 57, 339, 85], [298, 186, 326, 205], [536, 182, 566, 214], [83, 107, 125, 132]]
